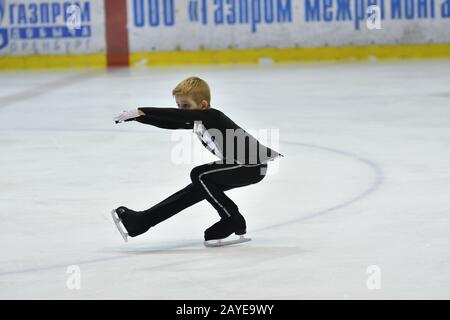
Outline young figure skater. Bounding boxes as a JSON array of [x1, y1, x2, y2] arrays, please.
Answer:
[[112, 77, 283, 246]]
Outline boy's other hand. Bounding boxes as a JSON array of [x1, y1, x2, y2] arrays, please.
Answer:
[[114, 109, 141, 124]]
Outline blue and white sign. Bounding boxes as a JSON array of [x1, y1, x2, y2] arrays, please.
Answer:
[[128, 0, 450, 51], [0, 0, 105, 56]]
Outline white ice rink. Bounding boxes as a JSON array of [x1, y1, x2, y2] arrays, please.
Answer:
[[0, 60, 449, 299]]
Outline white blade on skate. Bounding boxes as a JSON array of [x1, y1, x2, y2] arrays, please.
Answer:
[[110, 209, 128, 243], [204, 235, 251, 247]]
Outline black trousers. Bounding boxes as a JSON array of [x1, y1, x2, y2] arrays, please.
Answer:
[[141, 161, 268, 227]]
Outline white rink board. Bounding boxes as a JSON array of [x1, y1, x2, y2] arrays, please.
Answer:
[[0, 0, 106, 56], [127, 0, 450, 51]]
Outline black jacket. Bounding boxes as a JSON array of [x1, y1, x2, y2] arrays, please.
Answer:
[[134, 107, 283, 165]]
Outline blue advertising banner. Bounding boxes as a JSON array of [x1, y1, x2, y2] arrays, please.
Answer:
[[0, 0, 105, 56]]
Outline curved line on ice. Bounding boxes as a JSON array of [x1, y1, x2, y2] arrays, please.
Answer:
[[0, 141, 384, 277], [253, 140, 384, 233]]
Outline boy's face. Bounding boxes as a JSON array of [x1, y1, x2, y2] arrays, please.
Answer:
[[175, 95, 208, 110]]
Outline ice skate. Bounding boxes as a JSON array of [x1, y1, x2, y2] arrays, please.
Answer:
[[111, 206, 152, 241], [203, 214, 251, 247], [204, 234, 251, 247], [111, 208, 128, 242]]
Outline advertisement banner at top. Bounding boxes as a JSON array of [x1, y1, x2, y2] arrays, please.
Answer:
[[0, 0, 105, 56], [127, 0, 450, 51]]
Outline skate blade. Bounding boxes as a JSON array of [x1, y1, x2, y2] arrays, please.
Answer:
[[110, 209, 128, 243], [204, 235, 251, 248]]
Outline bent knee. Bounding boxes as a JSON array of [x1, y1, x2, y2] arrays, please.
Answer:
[[190, 167, 202, 184]]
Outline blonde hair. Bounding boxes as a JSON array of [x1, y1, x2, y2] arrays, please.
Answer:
[[172, 76, 211, 106]]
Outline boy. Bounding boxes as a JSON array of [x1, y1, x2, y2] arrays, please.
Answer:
[[112, 77, 283, 246]]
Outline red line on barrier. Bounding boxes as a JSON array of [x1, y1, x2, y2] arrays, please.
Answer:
[[104, 0, 129, 67]]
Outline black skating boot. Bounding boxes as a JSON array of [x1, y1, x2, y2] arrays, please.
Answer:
[[204, 213, 247, 241], [115, 206, 151, 237]]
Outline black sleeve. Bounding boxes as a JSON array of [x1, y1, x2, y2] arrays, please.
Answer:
[[136, 107, 217, 129], [134, 115, 192, 130]]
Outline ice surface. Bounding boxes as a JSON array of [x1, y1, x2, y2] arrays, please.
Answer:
[[0, 61, 449, 299]]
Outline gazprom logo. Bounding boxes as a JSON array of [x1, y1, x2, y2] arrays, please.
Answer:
[[0, 1, 92, 52], [0, 0, 8, 50]]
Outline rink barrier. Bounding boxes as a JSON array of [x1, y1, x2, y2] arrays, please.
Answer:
[[130, 44, 450, 66], [0, 44, 449, 70], [0, 54, 106, 70]]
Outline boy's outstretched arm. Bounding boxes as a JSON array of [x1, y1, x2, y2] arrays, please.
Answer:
[[113, 108, 192, 129], [137, 107, 214, 124], [134, 113, 192, 130], [114, 107, 217, 129]]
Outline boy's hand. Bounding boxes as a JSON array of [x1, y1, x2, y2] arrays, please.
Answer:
[[114, 109, 141, 124]]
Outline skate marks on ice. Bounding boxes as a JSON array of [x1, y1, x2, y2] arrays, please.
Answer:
[[111, 245, 306, 273], [110, 140, 384, 251], [0, 71, 101, 109], [103, 140, 383, 255], [110, 139, 384, 254], [253, 140, 384, 233], [0, 141, 382, 277], [90, 245, 307, 294]]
